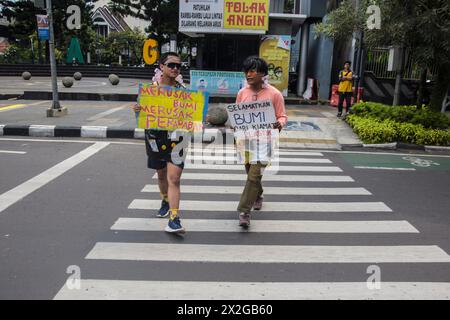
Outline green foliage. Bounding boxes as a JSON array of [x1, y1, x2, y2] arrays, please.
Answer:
[[314, 0, 450, 111], [95, 28, 146, 65], [0, 0, 99, 62], [351, 102, 450, 129], [108, 0, 190, 52], [347, 102, 450, 145]]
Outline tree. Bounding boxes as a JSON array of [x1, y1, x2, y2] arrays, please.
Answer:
[[98, 28, 146, 65], [314, 0, 450, 111], [0, 0, 98, 63], [108, 0, 189, 52]]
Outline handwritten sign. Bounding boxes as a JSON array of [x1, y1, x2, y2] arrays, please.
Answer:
[[226, 99, 278, 164], [138, 83, 209, 132], [226, 100, 276, 131]]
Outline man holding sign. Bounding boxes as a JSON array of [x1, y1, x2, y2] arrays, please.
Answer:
[[133, 52, 208, 234], [229, 56, 287, 228]]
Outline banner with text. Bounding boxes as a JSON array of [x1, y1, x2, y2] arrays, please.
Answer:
[[259, 35, 292, 96], [36, 14, 49, 41], [224, 0, 269, 31], [179, 0, 268, 34], [190, 70, 246, 95], [138, 83, 209, 132]]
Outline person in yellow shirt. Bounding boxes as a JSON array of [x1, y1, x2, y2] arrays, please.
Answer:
[[337, 61, 353, 117]]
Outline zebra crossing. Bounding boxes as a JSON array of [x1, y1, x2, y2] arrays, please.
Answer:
[[54, 146, 450, 300]]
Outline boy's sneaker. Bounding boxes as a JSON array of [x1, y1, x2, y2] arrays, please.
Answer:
[[165, 216, 185, 234], [156, 200, 170, 218], [238, 212, 251, 228], [337, 112, 342, 117], [253, 196, 264, 210]]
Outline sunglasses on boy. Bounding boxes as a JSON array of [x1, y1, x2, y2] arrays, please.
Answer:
[[164, 62, 182, 70]]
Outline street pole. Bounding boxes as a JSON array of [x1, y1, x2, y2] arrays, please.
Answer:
[[46, 0, 67, 116]]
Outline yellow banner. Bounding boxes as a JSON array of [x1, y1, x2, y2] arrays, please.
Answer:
[[259, 35, 291, 96], [138, 83, 208, 132], [223, 0, 269, 30]]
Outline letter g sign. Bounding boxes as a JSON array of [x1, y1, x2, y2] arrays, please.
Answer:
[[143, 39, 159, 65]]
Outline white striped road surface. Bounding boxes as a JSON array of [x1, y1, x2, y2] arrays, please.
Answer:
[[85, 243, 450, 263], [154, 172, 355, 182], [183, 163, 343, 172], [0, 142, 110, 213], [128, 200, 392, 212], [142, 184, 371, 195], [0, 150, 26, 154], [53, 280, 450, 300], [185, 155, 332, 163], [111, 218, 419, 233]]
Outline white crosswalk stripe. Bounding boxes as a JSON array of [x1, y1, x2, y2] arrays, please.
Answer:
[[128, 199, 392, 212], [185, 155, 332, 163], [188, 148, 324, 157], [53, 149, 450, 300], [54, 280, 450, 300], [142, 185, 372, 195], [184, 163, 344, 172], [155, 172, 355, 182], [111, 218, 419, 233], [86, 243, 450, 263]]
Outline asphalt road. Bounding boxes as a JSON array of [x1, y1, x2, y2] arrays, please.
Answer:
[[0, 137, 449, 299]]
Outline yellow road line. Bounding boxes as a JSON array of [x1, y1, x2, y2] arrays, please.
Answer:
[[0, 104, 27, 112]]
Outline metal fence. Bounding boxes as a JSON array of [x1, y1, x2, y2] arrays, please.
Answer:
[[365, 48, 438, 80]]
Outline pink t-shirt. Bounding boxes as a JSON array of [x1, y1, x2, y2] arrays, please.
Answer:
[[236, 84, 288, 127]]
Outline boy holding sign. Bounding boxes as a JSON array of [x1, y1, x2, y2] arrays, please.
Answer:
[[133, 52, 191, 234], [233, 56, 287, 228]]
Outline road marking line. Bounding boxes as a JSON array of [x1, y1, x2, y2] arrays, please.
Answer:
[[0, 150, 27, 154], [188, 148, 324, 156], [0, 142, 110, 214], [0, 101, 48, 113], [87, 103, 131, 121], [153, 172, 355, 182], [86, 243, 450, 263], [185, 155, 332, 163], [53, 280, 450, 300], [111, 218, 418, 233], [354, 166, 416, 171], [142, 185, 371, 195], [128, 200, 392, 212], [183, 163, 343, 172], [0, 104, 26, 112]]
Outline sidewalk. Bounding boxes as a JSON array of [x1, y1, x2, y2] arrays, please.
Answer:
[[0, 99, 362, 149]]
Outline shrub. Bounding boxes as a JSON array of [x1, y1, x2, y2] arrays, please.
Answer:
[[346, 114, 450, 146], [351, 102, 450, 129]]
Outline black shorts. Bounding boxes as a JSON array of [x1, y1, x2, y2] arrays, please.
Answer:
[[145, 129, 188, 170], [147, 156, 185, 170]]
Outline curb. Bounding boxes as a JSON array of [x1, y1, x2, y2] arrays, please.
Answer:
[[0, 124, 222, 142]]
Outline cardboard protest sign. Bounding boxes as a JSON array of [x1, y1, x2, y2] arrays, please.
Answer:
[[226, 99, 279, 164], [138, 83, 209, 132], [226, 100, 276, 131]]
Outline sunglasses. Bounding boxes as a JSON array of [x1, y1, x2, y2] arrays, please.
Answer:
[[164, 62, 181, 69]]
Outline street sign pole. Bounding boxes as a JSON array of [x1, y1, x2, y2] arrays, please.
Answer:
[[45, 0, 67, 116]]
